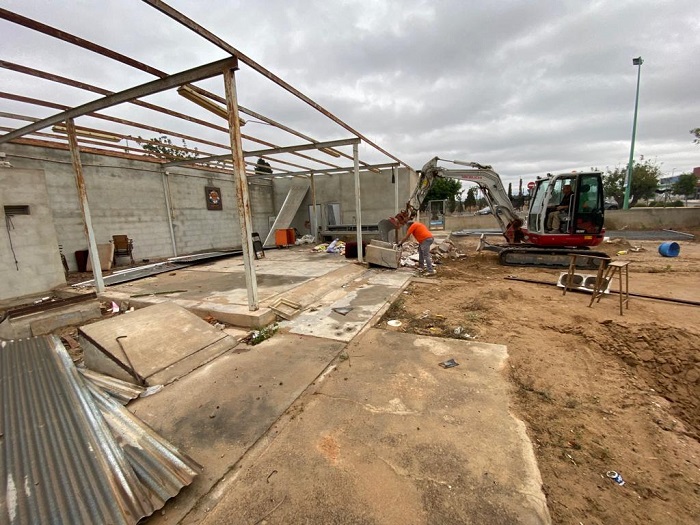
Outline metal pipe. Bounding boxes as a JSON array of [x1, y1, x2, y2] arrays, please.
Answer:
[[353, 143, 363, 262], [393, 166, 399, 214], [310, 172, 318, 242], [161, 169, 178, 257], [623, 57, 643, 210], [224, 67, 258, 311], [65, 118, 105, 293], [503, 275, 699, 306]]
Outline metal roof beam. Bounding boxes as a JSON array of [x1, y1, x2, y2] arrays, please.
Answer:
[[247, 162, 398, 179], [0, 57, 238, 144], [164, 137, 360, 167], [142, 0, 413, 170]]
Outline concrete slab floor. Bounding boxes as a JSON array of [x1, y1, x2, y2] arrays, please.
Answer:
[[100, 247, 357, 328], [189, 329, 550, 525], [132, 332, 346, 525]]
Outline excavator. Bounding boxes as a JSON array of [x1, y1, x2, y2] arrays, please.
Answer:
[[397, 157, 611, 268]]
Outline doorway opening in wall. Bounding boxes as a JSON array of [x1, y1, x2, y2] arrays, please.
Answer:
[[325, 203, 341, 227]]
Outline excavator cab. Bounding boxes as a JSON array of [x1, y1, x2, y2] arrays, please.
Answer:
[[528, 172, 605, 243]]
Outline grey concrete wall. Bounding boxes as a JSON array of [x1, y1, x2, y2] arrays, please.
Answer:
[[443, 207, 700, 232], [272, 167, 417, 236], [0, 168, 66, 301], [603, 208, 700, 230]]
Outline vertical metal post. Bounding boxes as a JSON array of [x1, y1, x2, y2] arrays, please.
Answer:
[[65, 118, 104, 293], [223, 67, 258, 310], [310, 172, 318, 241], [393, 166, 399, 214], [353, 143, 363, 262], [623, 57, 643, 210], [161, 168, 178, 257]]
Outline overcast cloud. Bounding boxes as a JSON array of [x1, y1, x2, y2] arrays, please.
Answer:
[[2, 0, 699, 188]]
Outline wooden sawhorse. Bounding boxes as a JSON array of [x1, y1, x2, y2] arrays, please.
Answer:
[[590, 260, 631, 315], [562, 254, 609, 296]]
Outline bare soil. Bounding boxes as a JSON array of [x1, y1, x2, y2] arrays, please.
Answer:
[[381, 232, 700, 524]]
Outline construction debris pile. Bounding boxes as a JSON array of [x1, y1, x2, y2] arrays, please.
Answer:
[[399, 238, 464, 268], [312, 239, 346, 255]]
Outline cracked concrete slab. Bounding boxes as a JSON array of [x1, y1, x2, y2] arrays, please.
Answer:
[[132, 332, 345, 525], [285, 269, 412, 342], [191, 328, 550, 525]]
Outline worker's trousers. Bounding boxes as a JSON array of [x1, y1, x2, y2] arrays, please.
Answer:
[[418, 237, 434, 271]]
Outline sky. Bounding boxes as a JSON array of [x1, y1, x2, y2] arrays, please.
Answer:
[[2, 0, 699, 189]]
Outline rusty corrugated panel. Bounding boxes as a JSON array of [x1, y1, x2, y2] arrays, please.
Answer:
[[0, 336, 199, 525]]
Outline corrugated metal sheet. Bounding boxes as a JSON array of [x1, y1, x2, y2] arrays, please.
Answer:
[[79, 368, 145, 405], [0, 336, 200, 525]]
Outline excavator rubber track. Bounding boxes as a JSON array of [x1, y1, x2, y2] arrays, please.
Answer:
[[497, 246, 611, 269]]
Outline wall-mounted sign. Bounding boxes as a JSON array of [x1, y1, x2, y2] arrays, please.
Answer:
[[205, 186, 222, 210]]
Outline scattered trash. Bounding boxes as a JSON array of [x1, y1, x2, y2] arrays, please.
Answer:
[[295, 234, 316, 245], [312, 240, 346, 255], [439, 358, 459, 369], [332, 307, 353, 316], [418, 310, 430, 320], [111, 301, 120, 314], [629, 246, 645, 252], [616, 250, 628, 256], [244, 323, 279, 345], [387, 320, 402, 327], [606, 471, 625, 486], [453, 326, 463, 335]]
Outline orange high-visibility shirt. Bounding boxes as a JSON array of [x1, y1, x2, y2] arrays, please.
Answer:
[[407, 222, 432, 243]]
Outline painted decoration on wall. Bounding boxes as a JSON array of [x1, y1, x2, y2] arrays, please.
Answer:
[[205, 186, 222, 210]]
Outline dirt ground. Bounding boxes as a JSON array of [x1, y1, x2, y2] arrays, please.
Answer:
[[381, 232, 700, 525]]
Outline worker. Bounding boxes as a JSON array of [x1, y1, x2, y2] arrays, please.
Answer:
[[546, 184, 573, 232], [399, 221, 436, 276], [378, 209, 410, 244]]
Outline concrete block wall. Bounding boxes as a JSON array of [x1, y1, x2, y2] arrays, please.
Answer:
[[0, 168, 66, 301], [272, 167, 417, 235], [2, 144, 275, 274]]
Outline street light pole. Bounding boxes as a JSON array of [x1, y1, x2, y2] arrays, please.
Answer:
[[623, 56, 643, 210]]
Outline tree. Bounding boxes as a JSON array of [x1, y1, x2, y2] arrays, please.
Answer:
[[421, 177, 462, 211], [255, 157, 273, 176], [507, 182, 513, 200], [691, 128, 700, 145], [672, 173, 698, 205], [464, 187, 477, 211], [603, 159, 661, 207], [140, 135, 197, 160]]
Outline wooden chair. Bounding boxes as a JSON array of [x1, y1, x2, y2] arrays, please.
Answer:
[[112, 235, 135, 265]]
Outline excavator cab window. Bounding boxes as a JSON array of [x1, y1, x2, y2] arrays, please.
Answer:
[[573, 174, 604, 234], [527, 179, 549, 232]]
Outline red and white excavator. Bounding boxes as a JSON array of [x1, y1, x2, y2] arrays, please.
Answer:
[[398, 157, 610, 268]]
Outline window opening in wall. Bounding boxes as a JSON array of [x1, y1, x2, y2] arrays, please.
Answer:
[[4, 205, 30, 216]]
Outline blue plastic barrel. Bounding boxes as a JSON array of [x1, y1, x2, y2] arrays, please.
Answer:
[[658, 242, 680, 257]]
